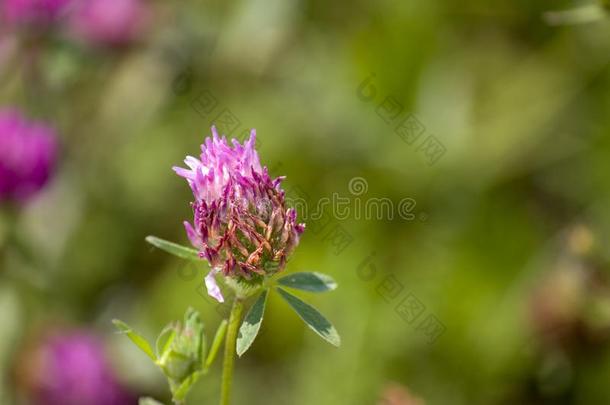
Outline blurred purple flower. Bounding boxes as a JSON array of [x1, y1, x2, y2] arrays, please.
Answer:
[[22, 330, 135, 405], [68, 0, 146, 46], [0, 108, 58, 203], [1, 0, 73, 26], [174, 127, 305, 302]]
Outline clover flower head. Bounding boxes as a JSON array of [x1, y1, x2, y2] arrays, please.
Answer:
[[174, 127, 305, 302], [0, 108, 58, 203]]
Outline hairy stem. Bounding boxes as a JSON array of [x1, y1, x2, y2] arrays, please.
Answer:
[[219, 298, 244, 405]]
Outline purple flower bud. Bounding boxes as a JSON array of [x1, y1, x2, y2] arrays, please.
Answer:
[[68, 0, 146, 46], [0, 108, 58, 203], [1, 0, 73, 26], [174, 127, 305, 302], [17, 330, 135, 405]]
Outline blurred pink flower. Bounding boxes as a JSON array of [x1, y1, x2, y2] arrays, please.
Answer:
[[1, 0, 73, 26], [17, 329, 135, 405], [0, 108, 58, 203], [68, 0, 146, 46]]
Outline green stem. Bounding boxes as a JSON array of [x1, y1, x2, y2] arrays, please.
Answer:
[[169, 381, 182, 405], [205, 320, 228, 371], [219, 298, 244, 405]]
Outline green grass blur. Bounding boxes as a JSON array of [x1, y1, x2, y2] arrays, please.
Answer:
[[3, 0, 610, 404]]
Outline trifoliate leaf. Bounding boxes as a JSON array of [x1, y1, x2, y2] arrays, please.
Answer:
[[277, 272, 337, 292], [236, 290, 268, 357], [276, 288, 341, 347]]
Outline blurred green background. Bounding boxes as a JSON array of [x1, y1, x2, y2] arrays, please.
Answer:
[[3, 0, 610, 404]]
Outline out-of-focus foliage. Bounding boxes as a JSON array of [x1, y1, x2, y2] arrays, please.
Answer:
[[2, 0, 610, 404]]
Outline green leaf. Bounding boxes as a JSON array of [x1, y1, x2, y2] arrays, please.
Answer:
[[276, 288, 341, 347], [139, 397, 165, 405], [161, 350, 193, 381], [145, 236, 200, 261], [277, 272, 337, 293], [205, 319, 228, 369], [236, 290, 268, 357], [155, 323, 176, 359], [113, 319, 157, 361], [183, 307, 207, 365]]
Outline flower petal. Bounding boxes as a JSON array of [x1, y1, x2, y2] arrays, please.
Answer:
[[183, 221, 202, 248], [205, 269, 224, 303]]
